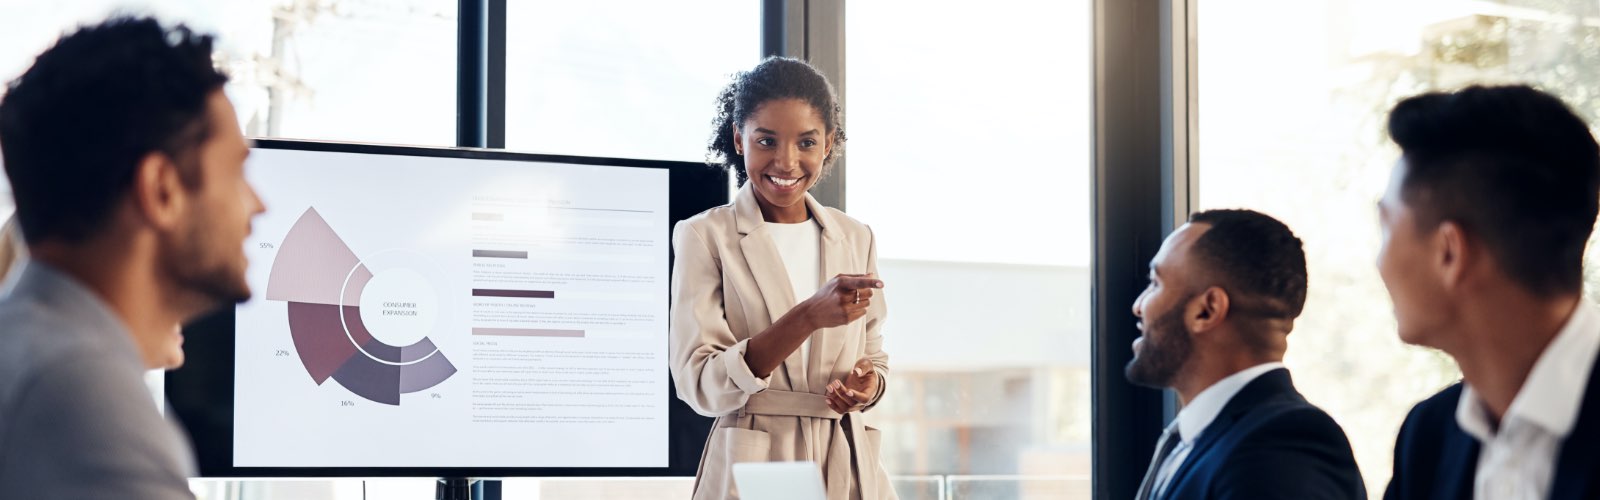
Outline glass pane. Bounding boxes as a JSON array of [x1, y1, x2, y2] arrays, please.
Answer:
[[188, 479, 421, 500], [847, 1, 1093, 498], [502, 477, 696, 499], [947, 476, 1092, 500], [0, 1, 457, 147], [1197, 1, 1600, 496], [504, 1, 759, 161]]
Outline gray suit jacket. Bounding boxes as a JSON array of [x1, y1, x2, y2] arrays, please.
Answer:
[[0, 263, 194, 499]]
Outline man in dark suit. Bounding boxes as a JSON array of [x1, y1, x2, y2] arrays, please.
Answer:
[[1379, 86, 1600, 500], [1128, 209, 1364, 500]]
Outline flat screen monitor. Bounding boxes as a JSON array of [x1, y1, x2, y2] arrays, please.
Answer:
[[167, 139, 725, 477]]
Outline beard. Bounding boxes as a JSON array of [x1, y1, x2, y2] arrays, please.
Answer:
[[1125, 301, 1194, 389], [161, 210, 252, 320]]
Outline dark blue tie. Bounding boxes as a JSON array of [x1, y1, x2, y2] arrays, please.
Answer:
[[1136, 424, 1182, 500]]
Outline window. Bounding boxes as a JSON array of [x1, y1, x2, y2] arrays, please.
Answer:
[[504, 1, 759, 161], [1196, 0, 1600, 495], [227, 0, 457, 146], [0, 1, 457, 148], [848, 1, 1094, 498]]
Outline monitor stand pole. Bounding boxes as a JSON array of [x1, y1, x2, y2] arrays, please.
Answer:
[[436, 477, 476, 500]]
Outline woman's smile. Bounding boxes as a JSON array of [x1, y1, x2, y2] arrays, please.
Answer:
[[764, 173, 806, 192]]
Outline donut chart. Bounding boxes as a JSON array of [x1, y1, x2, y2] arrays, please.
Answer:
[[265, 208, 456, 405]]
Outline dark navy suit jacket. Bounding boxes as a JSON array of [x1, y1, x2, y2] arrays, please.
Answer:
[[1159, 368, 1366, 500], [1384, 350, 1600, 500]]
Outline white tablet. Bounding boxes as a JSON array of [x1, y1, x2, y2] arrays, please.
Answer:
[[732, 461, 827, 500]]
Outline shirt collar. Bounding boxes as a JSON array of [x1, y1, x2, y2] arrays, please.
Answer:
[[1175, 361, 1286, 444], [1456, 300, 1600, 441]]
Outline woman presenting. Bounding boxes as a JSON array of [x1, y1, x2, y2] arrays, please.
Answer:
[[670, 56, 895, 500]]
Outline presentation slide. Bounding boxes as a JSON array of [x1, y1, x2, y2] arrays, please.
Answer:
[[232, 148, 670, 468]]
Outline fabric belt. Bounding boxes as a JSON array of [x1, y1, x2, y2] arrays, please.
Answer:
[[740, 389, 840, 420]]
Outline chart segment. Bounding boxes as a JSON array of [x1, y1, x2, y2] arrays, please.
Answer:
[[267, 207, 454, 405]]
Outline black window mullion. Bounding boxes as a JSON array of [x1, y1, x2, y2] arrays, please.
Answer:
[[1092, 0, 1175, 498], [486, 0, 506, 149], [457, 0, 487, 148]]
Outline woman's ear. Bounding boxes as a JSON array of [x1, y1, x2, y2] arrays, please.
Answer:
[[731, 123, 744, 156]]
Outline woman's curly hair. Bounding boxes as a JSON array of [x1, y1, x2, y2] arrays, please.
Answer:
[[707, 56, 846, 184]]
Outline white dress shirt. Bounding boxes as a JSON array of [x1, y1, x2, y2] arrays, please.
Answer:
[[1456, 300, 1600, 500], [1152, 361, 1287, 497]]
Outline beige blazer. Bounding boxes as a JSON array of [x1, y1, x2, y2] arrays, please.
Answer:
[[670, 184, 895, 500]]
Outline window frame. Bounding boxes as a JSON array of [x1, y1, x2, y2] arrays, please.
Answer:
[[1090, 0, 1190, 497]]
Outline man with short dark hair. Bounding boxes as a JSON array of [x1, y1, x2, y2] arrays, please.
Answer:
[[1129, 209, 1364, 500], [0, 16, 264, 498], [1380, 85, 1600, 500]]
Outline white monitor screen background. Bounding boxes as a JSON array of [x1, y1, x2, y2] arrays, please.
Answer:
[[232, 148, 670, 468]]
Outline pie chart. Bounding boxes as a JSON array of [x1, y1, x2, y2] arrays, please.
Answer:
[[265, 207, 456, 405]]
